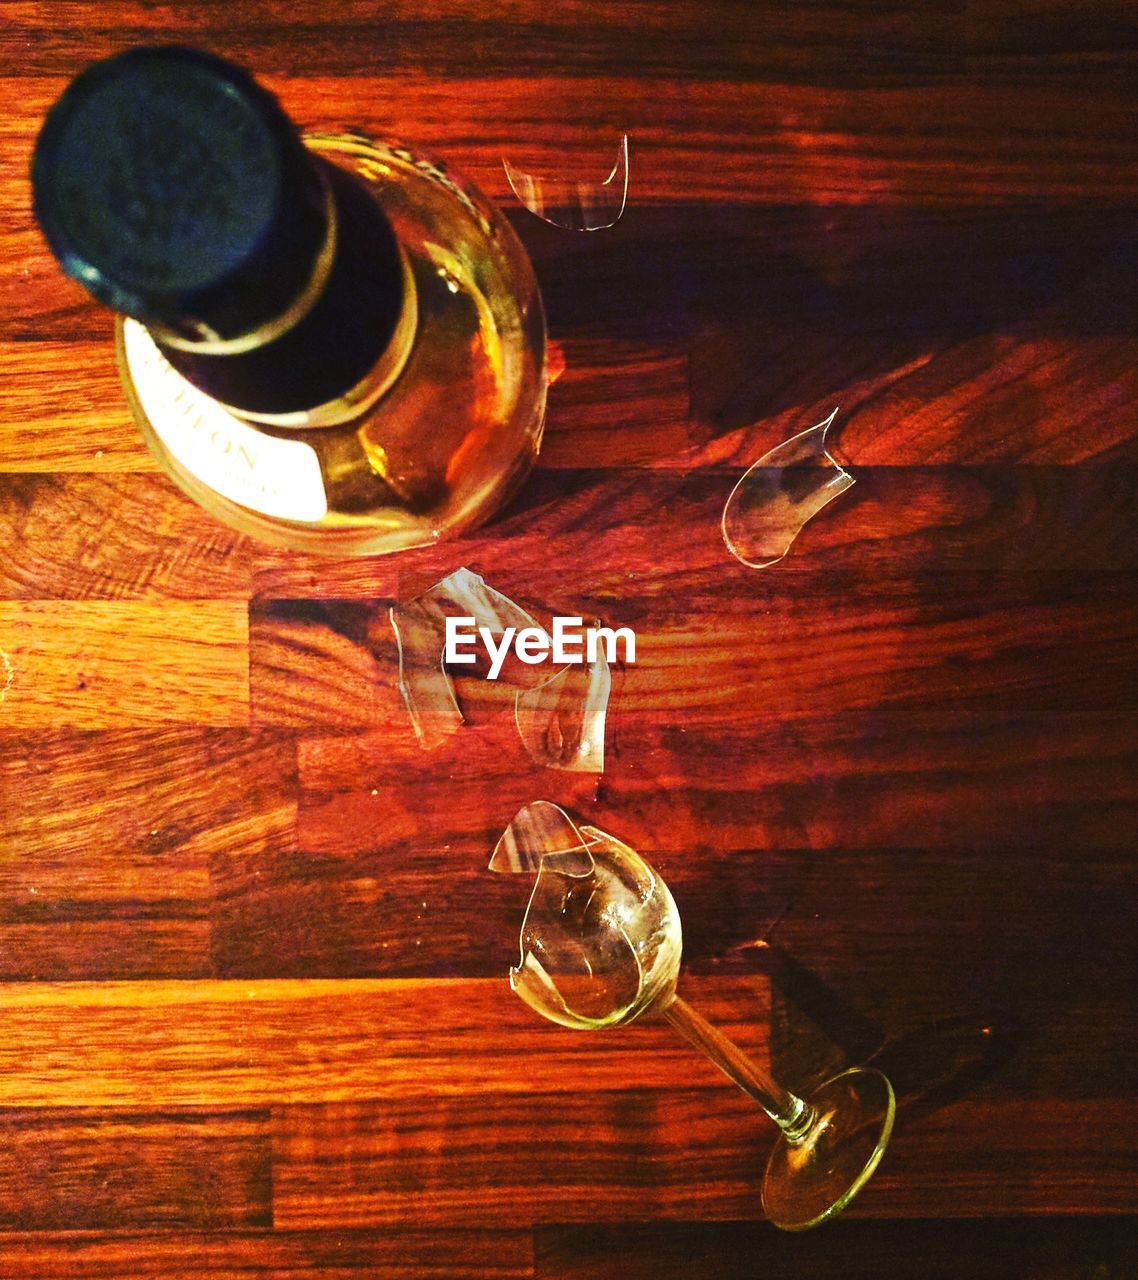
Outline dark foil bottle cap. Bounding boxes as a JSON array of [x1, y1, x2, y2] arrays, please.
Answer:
[[32, 46, 328, 343]]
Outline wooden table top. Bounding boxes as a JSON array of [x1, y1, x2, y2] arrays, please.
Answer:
[[2, 3, 1137, 1276]]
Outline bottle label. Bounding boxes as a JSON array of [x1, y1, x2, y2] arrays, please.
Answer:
[[123, 320, 329, 522]]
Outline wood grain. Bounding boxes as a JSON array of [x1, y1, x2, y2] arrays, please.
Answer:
[[0, 2, 967, 83], [0, 977, 769, 1108], [274, 1094, 1138, 1226], [245, 573, 1138, 739], [0, 476, 257, 601], [0, 602, 249, 728], [2, 0, 1137, 1268], [0, 728, 295, 979], [0, 342, 150, 470], [7, 465, 1135, 612], [536, 1217, 1138, 1280], [0, 1228, 533, 1279], [273, 1089, 769, 1228], [0, 1109, 270, 1230], [5, 76, 1138, 221]]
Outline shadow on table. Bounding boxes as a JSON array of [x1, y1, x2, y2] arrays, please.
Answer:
[[516, 199, 1138, 444], [756, 942, 1027, 1124]]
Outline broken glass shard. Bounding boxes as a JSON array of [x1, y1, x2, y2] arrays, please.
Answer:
[[503, 135, 629, 231], [721, 408, 855, 569], [420, 566, 543, 638], [389, 567, 544, 749], [489, 799, 596, 876], [390, 569, 611, 771], [389, 598, 463, 750], [515, 639, 611, 773]]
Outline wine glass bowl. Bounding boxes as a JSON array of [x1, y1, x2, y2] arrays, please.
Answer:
[[507, 818, 682, 1030]]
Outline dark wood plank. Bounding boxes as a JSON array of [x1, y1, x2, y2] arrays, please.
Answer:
[[0, 1, 966, 83], [0, 729, 293, 900], [536, 1217, 1138, 1280], [0, 922, 211, 982], [273, 1092, 1138, 1226], [273, 1089, 768, 1228], [249, 573, 1138, 742], [965, 1, 1138, 85], [863, 1099, 1138, 1217], [4, 461, 1136, 605], [540, 338, 692, 469], [760, 846, 1138, 1103], [210, 810, 595, 980], [0, 1109, 270, 1230], [0, 728, 294, 979], [0, 1227, 532, 1279], [245, 460, 1138, 603]]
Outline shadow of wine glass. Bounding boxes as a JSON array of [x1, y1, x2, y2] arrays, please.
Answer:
[[757, 942, 1027, 1126], [864, 1010, 1027, 1125]]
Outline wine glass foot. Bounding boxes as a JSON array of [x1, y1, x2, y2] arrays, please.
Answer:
[[761, 1067, 895, 1232]]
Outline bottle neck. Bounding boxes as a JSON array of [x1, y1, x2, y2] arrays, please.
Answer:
[[149, 168, 341, 358], [155, 147, 413, 426]]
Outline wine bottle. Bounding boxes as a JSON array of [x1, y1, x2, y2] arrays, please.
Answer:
[[32, 46, 547, 554]]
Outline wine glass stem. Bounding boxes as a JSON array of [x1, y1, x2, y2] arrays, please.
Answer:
[[663, 995, 816, 1142]]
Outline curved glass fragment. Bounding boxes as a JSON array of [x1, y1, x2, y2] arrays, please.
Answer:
[[515, 641, 611, 773], [492, 802, 682, 1030], [389, 598, 463, 750], [390, 569, 613, 771], [421, 566, 543, 642], [389, 566, 545, 748], [503, 135, 629, 231], [722, 408, 855, 569], [489, 799, 596, 876]]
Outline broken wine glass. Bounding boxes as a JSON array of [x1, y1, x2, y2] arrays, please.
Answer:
[[491, 801, 895, 1231]]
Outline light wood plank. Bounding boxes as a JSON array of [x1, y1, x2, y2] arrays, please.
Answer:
[[0, 602, 249, 728], [0, 342, 152, 472], [0, 977, 768, 1108]]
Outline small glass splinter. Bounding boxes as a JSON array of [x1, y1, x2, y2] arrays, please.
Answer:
[[722, 408, 855, 569], [503, 135, 629, 231], [493, 801, 895, 1231], [515, 641, 611, 773]]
